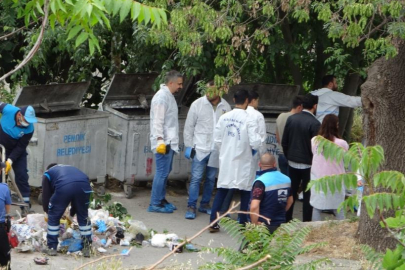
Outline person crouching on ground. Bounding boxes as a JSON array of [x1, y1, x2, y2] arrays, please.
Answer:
[[42, 164, 93, 257], [0, 182, 11, 270], [250, 153, 293, 233]]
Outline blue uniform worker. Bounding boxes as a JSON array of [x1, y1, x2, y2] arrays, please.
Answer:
[[0, 103, 37, 208], [42, 164, 93, 256], [250, 153, 293, 233], [0, 183, 11, 269]]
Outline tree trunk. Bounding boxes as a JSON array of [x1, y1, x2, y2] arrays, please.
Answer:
[[359, 40, 405, 251]]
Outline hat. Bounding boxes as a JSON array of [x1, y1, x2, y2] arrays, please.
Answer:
[[20, 105, 38, 124]]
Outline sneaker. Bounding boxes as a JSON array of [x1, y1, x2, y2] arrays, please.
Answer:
[[209, 223, 220, 233], [148, 204, 173, 213], [82, 240, 92, 258], [42, 247, 57, 256], [198, 204, 212, 215], [162, 199, 177, 211], [185, 207, 196, 220]]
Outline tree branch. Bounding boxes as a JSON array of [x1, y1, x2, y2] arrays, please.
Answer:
[[236, 255, 271, 270], [0, 19, 42, 41], [359, 17, 391, 43], [0, 0, 49, 83]]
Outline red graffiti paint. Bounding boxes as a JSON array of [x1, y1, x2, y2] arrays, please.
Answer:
[[146, 157, 153, 175]]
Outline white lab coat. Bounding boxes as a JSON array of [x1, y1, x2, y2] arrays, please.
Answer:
[[214, 108, 262, 191], [184, 96, 231, 167], [246, 106, 267, 177], [310, 88, 362, 123], [150, 84, 179, 153]]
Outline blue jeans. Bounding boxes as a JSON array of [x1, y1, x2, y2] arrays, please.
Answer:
[[210, 188, 251, 224], [150, 149, 175, 206], [188, 154, 218, 208], [278, 154, 289, 176], [220, 189, 234, 213]]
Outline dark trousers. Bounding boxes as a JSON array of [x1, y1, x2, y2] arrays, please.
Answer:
[[0, 226, 11, 270], [210, 188, 250, 224], [47, 182, 92, 249], [285, 166, 312, 222], [6, 153, 30, 205], [277, 154, 289, 176]]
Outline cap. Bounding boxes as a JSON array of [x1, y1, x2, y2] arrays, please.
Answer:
[[20, 105, 38, 124]]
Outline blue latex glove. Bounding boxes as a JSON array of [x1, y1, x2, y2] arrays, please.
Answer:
[[252, 149, 257, 156], [96, 220, 107, 233], [184, 147, 193, 159]]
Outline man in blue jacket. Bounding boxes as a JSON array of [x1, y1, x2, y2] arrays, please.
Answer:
[[0, 103, 37, 212], [42, 164, 93, 257], [250, 153, 293, 233]]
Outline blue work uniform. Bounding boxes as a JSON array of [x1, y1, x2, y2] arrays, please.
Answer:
[[42, 164, 92, 250], [0, 103, 34, 205], [251, 168, 291, 232], [0, 183, 11, 269]]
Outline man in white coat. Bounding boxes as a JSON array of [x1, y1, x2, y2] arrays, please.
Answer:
[[209, 89, 262, 232], [310, 75, 362, 123], [183, 81, 231, 219], [148, 70, 183, 214], [246, 90, 267, 169]]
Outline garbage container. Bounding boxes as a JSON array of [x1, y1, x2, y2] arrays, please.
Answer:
[[13, 81, 109, 188], [222, 83, 300, 160], [101, 74, 191, 198]]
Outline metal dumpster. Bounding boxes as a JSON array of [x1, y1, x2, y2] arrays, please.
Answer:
[[101, 73, 191, 198], [13, 82, 109, 187], [222, 83, 300, 161]]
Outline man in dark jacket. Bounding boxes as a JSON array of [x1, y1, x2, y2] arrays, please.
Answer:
[[42, 164, 93, 257], [282, 94, 320, 222], [0, 103, 37, 212]]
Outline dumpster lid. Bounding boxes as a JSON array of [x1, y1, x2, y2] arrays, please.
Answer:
[[222, 83, 300, 114], [14, 81, 91, 113], [103, 73, 187, 110]]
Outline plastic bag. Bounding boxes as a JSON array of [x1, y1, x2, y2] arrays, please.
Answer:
[[60, 239, 83, 252], [88, 209, 109, 223], [26, 214, 47, 231], [11, 224, 32, 241], [151, 233, 179, 248], [127, 220, 149, 239]]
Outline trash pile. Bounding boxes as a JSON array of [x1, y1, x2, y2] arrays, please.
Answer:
[[8, 208, 199, 257], [8, 208, 150, 256]]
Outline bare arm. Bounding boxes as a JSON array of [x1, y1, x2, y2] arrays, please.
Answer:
[[5, 205, 10, 214], [286, 196, 293, 211], [276, 129, 280, 145], [250, 199, 261, 224]]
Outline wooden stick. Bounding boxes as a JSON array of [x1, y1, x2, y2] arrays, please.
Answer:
[[236, 254, 271, 270]]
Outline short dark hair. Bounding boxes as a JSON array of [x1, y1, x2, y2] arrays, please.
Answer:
[[46, 163, 58, 170], [302, 94, 318, 109], [248, 90, 259, 103], [322, 75, 336, 87], [234, 89, 249, 105], [292, 95, 304, 109], [165, 70, 183, 84]]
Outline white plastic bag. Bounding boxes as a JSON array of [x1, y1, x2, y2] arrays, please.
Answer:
[[26, 214, 47, 231]]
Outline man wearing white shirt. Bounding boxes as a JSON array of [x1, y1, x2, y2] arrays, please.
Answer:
[[148, 70, 183, 214], [311, 75, 362, 123], [183, 81, 231, 219]]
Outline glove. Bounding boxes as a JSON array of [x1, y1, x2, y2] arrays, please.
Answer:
[[252, 149, 257, 156], [184, 147, 194, 159], [156, 139, 166, 155], [5, 159, 12, 175]]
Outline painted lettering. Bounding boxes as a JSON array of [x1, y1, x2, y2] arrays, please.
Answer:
[[63, 133, 86, 143], [56, 145, 91, 156]]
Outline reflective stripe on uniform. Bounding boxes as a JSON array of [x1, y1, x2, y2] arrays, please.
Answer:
[[23, 197, 30, 202], [80, 230, 92, 236], [47, 230, 59, 236], [47, 225, 60, 230], [79, 225, 91, 231]]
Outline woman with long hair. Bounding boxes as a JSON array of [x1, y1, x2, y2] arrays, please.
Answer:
[[310, 114, 349, 221]]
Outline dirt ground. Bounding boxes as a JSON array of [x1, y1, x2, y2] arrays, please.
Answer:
[[9, 181, 364, 270]]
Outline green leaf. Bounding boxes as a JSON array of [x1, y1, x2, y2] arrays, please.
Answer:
[[89, 39, 95, 55], [50, 0, 56, 14], [119, 0, 132, 22], [36, 1, 44, 15], [67, 25, 82, 41], [112, 0, 121, 16], [65, 0, 73, 5], [137, 5, 145, 24], [57, 0, 66, 13], [75, 31, 89, 47], [143, 6, 151, 25], [131, 2, 141, 21], [49, 13, 56, 29], [158, 8, 167, 24], [86, 3, 93, 17]]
